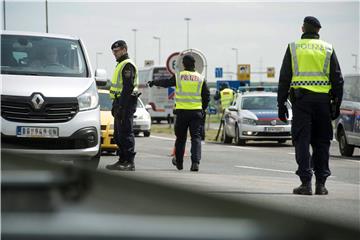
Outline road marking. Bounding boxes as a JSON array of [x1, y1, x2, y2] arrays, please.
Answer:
[[226, 145, 257, 151], [150, 135, 175, 141], [235, 165, 293, 173], [288, 152, 296, 155]]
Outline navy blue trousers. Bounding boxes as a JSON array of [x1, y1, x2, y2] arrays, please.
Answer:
[[291, 94, 333, 183]]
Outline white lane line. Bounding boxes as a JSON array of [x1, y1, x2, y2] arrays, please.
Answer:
[[226, 145, 257, 151], [235, 165, 337, 178], [150, 135, 175, 141], [235, 165, 293, 174], [288, 152, 296, 155]]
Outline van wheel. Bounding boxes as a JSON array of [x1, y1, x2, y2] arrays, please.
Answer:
[[338, 128, 354, 157], [74, 149, 100, 170], [222, 126, 232, 144], [144, 131, 150, 137], [235, 125, 246, 145]]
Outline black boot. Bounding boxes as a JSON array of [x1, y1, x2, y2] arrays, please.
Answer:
[[190, 163, 199, 172], [171, 157, 183, 170], [105, 159, 124, 170], [293, 183, 312, 195], [106, 160, 135, 171], [315, 183, 328, 195]]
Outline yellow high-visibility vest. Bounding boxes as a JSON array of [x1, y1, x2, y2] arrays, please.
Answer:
[[175, 70, 204, 110], [289, 39, 333, 93], [220, 88, 234, 110], [109, 59, 139, 100]]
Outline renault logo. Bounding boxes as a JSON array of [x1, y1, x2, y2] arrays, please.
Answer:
[[31, 94, 44, 110], [271, 120, 277, 126]]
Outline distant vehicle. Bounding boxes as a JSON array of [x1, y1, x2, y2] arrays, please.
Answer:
[[1, 31, 107, 169], [98, 90, 151, 153], [222, 91, 292, 145], [138, 66, 174, 123], [335, 74, 360, 156]]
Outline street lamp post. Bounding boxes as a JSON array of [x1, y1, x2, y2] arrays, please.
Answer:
[[184, 17, 191, 49], [45, 0, 48, 33], [96, 52, 103, 69], [352, 54, 359, 72], [231, 47, 238, 73], [132, 28, 137, 64], [153, 36, 161, 65]]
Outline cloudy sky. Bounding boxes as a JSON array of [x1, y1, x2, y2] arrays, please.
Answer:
[[2, 0, 359, 82]]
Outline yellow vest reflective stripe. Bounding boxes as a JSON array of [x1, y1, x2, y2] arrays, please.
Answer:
[[289, 39, 333, 93], [220, 88, 234, 109], [109, 59, 139, 100], [175, 70, 204, 110]]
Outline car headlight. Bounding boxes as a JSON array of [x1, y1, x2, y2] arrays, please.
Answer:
[[241, 118, 256, 125], [77, 82, 99, 111]]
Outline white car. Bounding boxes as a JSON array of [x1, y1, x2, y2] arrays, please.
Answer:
[[222, 91, 292, 145], [1, 31, 107, 169]]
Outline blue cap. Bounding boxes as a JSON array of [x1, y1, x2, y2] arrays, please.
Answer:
[[304, 16, 321, 28]]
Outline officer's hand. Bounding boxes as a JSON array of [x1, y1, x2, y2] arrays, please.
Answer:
[[278, 104, 289, 123], [331, 104, 340, 120], [147, 81, 155, 87]]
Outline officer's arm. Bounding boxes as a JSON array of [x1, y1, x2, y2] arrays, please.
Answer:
[[329, 49, 344, 104], [277, 45, 292, 105], [201, 81, 210, 110], [118, 63, 136, 108], [214, 91, 220, 101], [152, 75, 176, 88]]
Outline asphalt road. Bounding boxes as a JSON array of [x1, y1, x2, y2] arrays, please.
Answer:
[[99, 134, 360, 229]]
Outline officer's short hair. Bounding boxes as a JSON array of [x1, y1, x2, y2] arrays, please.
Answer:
[[111, 40, 127, 50], [182, 54, 195, 68]]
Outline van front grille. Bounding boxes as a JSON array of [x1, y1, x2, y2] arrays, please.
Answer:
[[1, 94, 79, 123]]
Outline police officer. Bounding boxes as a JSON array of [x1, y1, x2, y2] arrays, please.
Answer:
[[277, 16, 343, 195], [214, 83, 235, 113], [148, 55, 210, 171], [106, 40, 139, 171]]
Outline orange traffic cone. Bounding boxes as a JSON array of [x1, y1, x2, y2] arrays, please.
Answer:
[[170, 146, 187, 157]]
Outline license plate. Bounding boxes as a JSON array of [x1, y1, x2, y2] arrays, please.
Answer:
[[265, 127, 285, 132], [16, 126, 59, 138]]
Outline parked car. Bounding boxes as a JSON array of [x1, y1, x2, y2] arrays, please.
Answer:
[[335, 74, 360, 156], [98, 90, 151, 153], [222, 91, 292, 145], [1, 31, 107, 169]]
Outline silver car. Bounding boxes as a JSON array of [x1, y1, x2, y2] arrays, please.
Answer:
[[222, 92, 292, 145]]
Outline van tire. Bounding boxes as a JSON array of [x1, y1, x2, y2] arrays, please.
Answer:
[[144, 131, 150, 137], [338, 128, 354, 157], [74, 149, 100, 170]]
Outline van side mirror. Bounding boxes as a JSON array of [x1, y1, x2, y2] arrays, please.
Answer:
[[228, 106, 238, 112], [95, 69, 107, 86]]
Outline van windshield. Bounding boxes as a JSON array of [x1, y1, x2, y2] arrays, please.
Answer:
[[1, 34, 88, 77]]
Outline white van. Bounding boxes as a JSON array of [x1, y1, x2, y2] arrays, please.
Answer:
[[138, 66, 174, 123], [1, 31, 107, 169]]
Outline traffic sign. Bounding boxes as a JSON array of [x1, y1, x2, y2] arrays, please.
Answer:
[[237, 64, 251, 81], [267, 67, 275, 78], [166, 52, 180, 75], [215, 67, 223, 78]]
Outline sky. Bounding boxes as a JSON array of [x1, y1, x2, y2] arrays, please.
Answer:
[[1, 0, 359, 83]]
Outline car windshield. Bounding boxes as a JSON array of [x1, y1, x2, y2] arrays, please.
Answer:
[[99, 92, 143, 111], [343, 75, 360, 102], [1, 34, 88, 77], [241, 96, 278, 110]]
